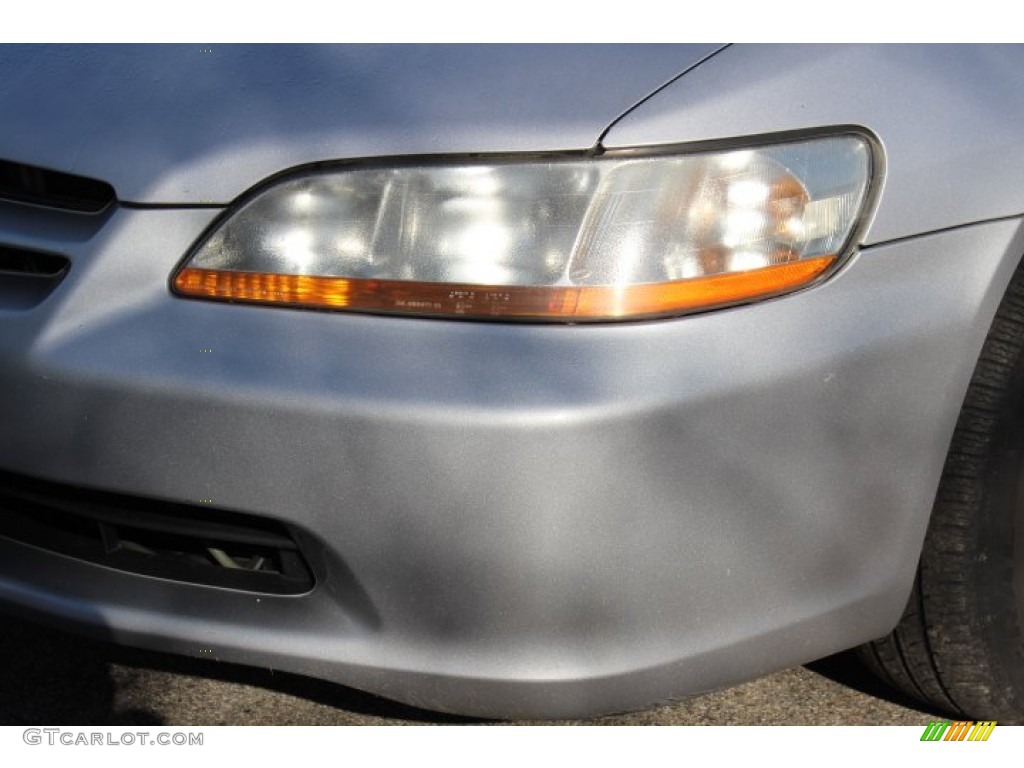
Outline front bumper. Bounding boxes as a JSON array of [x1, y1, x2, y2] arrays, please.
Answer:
[[1, 204, 1021, 718]]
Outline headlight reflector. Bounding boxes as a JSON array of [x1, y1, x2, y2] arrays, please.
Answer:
[[174, 134, 874, 321]]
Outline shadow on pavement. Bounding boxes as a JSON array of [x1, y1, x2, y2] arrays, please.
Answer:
[[0, 616, 162, 726], [805, 650, 943, 717], [0, 614, 476, 725]]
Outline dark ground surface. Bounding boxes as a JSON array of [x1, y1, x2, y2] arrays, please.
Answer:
[[0, 614, 942, 725]]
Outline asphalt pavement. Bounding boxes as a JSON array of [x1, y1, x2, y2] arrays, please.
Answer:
[[0, 614, 940, 725]]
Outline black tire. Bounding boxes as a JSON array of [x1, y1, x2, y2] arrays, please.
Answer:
[[858, 256, 1024, 724]]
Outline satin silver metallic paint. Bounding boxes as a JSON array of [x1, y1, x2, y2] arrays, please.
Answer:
[[2, 44, 1024, 717]]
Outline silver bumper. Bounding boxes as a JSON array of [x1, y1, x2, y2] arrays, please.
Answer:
[[1, 206, 1021, 717]]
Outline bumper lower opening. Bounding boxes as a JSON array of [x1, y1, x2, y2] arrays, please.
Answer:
[[0, 470, 314, 595]]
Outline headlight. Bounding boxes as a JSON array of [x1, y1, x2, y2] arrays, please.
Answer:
[[173, 133, 876, 322]]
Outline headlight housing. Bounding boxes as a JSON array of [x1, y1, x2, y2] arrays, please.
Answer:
[[173, 132, 877, 322]]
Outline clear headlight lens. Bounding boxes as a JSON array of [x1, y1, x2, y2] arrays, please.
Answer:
[[173, 134, 874, 321]]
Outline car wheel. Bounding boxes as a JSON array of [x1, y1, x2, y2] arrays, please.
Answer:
[[858, 253, 1024, 724]]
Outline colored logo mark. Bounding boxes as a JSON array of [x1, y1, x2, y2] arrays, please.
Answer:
[[920, 721, 996, 741]]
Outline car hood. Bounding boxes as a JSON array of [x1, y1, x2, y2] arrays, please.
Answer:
[[0, 44, 720, 205]]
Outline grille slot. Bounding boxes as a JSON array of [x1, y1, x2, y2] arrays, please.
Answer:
[[0, 159, 115, 213], [0, 245, 70, 309], [0, 470, 315, 595], [0, 245, 69, 276]]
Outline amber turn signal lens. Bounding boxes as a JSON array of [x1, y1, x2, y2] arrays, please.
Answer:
[[175, 256, 835, 321]]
